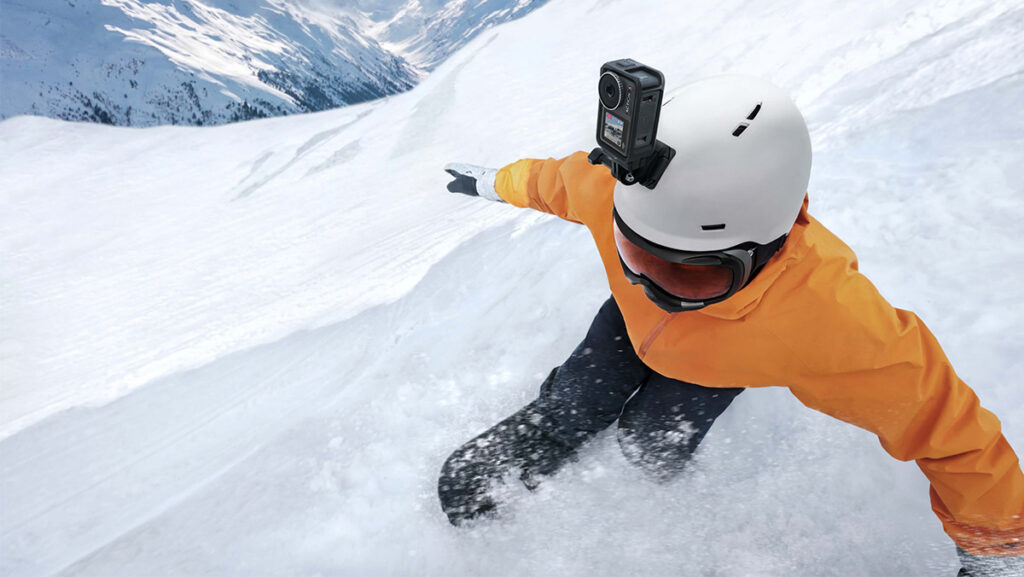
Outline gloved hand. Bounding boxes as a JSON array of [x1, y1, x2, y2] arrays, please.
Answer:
[[444, 163, 503, 202], [957, 547, 1024, 576]]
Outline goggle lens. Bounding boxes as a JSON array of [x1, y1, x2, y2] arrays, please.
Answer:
[[613, 222, 735, 301]]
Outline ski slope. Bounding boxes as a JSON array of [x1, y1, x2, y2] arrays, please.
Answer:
[[1, 0, 1023, 574]]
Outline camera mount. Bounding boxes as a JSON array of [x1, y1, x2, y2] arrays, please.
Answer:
[[588, 142, 675, 189]]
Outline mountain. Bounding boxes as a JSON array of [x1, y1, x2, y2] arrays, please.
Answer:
[[1, 0, 1022, 574], [363, 0, 546, 70], [0, 0, 547, 126]]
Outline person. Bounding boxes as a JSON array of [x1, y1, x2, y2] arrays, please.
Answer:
[[437, 74, 1023, 576]]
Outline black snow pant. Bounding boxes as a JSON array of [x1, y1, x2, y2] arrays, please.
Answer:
[[438, 296, 743, 525]]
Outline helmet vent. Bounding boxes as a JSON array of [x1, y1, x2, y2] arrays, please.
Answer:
[[701, 224, 726, 231], [732, 102, 763, 137]]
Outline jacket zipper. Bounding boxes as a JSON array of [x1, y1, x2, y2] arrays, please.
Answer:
[[638, 314, 672, 358]]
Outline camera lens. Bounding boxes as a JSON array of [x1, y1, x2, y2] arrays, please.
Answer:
[[599, 72, 622, 110]]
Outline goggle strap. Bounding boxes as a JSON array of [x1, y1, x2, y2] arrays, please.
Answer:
[[751, 233, 789, 277]]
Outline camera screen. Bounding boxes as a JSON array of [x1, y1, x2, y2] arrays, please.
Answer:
[[603, 112, 627, 151]]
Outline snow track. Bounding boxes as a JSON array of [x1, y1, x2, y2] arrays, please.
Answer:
[[3, 219, 605, 575]]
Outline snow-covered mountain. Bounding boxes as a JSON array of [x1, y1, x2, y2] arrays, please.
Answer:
[[1, 0, 1023, 575], [0, 0, 546, 126], [365, 0, 546, 70]]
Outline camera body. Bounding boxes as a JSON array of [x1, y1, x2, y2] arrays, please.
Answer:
[[589, 59, 675, 189]]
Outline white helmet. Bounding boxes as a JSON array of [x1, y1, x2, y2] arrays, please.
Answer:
[[613, 74, 812, 253]]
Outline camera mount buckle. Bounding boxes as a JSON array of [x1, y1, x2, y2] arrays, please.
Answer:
[[588, 140, 676, 190]]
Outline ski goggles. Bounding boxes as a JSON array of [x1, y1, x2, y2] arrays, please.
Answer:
[[612, 209, 762, 312]]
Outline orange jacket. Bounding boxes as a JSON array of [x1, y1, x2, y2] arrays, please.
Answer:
[[494, 150, 1024, 556]]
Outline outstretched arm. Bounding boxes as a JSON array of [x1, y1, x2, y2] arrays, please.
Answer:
[[445, 151, 612, 225], [777, 266, 1024, 566]]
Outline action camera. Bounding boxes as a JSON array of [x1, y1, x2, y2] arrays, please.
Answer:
[[588, 59, 675, 189]]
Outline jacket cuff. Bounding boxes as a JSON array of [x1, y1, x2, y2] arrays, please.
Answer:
[[476, 167, 503, 203]]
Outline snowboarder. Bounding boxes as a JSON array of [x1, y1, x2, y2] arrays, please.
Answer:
[[439, 74, 1023, 576]]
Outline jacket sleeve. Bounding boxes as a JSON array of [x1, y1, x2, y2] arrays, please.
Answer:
[[776, 266, 1024, 557], [494, 151, 602, 224]]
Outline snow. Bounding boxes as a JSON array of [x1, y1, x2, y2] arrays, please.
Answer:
[[1, 0, 1022, 574]]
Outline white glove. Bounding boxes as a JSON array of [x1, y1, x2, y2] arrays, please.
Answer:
[[444, 163, 503, 202]]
